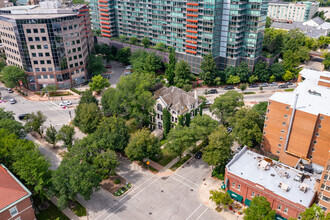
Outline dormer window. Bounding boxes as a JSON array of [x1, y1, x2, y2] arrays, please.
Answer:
[[157, 104, 163, 111]]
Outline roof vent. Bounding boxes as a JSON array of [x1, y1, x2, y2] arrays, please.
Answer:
[[294, 173, 305, 182], [258, 160, 270, 170], [270, 174, 275, 177], [308, 89, 321, 96], [278, 182, 289, 192], [278, 169, 289, 178], [299, 183, 309, 193]]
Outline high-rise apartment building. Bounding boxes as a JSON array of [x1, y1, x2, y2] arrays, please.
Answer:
[[268, 1, 319, 23], [317, 152, 330, 213], [90, 0, 268, 73], [0, 0, 93, 90]]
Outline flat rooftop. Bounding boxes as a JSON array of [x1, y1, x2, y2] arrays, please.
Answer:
[[269, 69, 330, 116], [0, 164, 31, 212], [226, 147, 322, 208]]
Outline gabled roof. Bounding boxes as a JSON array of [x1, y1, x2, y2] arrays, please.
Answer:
[[154, 86, 200, 114], [311, 17, 325, 25], [0, 164, 31, 212]]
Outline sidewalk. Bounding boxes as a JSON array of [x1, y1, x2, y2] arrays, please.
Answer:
[[50, 197, 87, 220], [198, 173, 244, 220]]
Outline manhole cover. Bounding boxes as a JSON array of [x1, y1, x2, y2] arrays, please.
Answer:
[[161, 177, 169, 180], [161, 190, 164, 192], [149, 212, 152, 215], [191, 189, 194, 191]]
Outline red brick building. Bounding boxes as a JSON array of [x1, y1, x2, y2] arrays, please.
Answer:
[[262, 69, 330, 213], [225, 147, 320, 219], [0, 164, 35, 220]]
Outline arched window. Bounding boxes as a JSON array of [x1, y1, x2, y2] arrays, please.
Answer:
[[158, 122, 163, 129], [157, 104, 163, 111]]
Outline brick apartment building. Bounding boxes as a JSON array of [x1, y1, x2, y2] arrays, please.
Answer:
[[225, 147, 321, 219], [262, 68, 330, 213], [90, 0, 268, 73], [0, 164, 35, 220], [0, 0, 93, 90]]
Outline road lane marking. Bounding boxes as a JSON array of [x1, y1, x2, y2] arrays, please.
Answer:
[[173, 173, 199, 187], [95, 175, 157, 220], [103, 176, 161, 220], [196, 208, 208, 220], [171, 176, 196, 189], [186, 204, 202, 220]]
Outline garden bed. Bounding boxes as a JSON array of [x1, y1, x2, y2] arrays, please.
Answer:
[[170, 154, 192, 171], [243, 92, 256, 95], [33, 194, 69, 220], [284, 89, 294, 92], [50, 91, 73, 97], [101, 175, 132, 197], [69, 201, 86, 217], [155, 148, 176, 167]]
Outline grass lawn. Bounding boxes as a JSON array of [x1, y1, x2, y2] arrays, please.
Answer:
[[71, 201, 87, 217], [170, 154, 192, 171], [244, 92, 256, 95], [155, 148, 176, 167], [284, 89, 294, 92], [36, 201, 69, 220]]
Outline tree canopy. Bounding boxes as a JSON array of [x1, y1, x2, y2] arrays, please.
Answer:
[[74, 102, 102, 134], [200, 54, 217, 85], [89, 75, 110, 93], [174, 61, 192, 88], [244, 196, 276, 220], [87, 54, 105, 76], [0, 66, 26, 88]]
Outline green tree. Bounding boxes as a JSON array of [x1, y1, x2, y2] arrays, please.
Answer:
[[51, 156, 102, 209], [130, 50, 163, 75], [0, 119, 25, 138], [226, 75, 240, 85], [248, 75, 258, 84], [154, 42, 166, 50], [174, 61, 192, 88], [24, 111, 47, 137], [130, 37, 138, 45], [323, 52, 330, 69], [165, 48, 177, 85], [252, 101, 268, 118], [244, 196, 276, 220], [165, 125, 195, 159], [87, 54, 106, 76], [266, 16, 272, 28], [101, 88, 125, 117], [240, 83, 247, 93], [89, 75, 110, 94], [210, 91, 244, 124], [185, 113, 191, 127], [1, 66, 26, 88], [190, 115, 218, 142], [300, 203, 328, 220], [269, 75, 275, 82], [282, 70, 294, 81], [0, 57, 6, 72], [119, 35, 127, 42], [254, 61, 269, 82], [125, 128, 160, 161], [202, 126, 234, 167], [209, 190, 233, 209], [45, 125, 58, 148], [142, 37, 151, 47], [57, 125, 75, 148], [200, 54, 217, 85], [236, 62, 251, 82], [42, 85, 57, 95], [74, 102, 102, 134], [79, 89, 98, 105], [0, 108, 14, 120], [178, 115, 184, 126], [163, 108, 171, 138], [93, 149, 118, 178], [116, 47, 131, 65], [229, 108, 263, 147], [269, 62, 285, 81]]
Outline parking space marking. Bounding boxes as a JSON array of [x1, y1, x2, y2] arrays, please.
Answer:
[[103, 176, 161, 220], [185, 204, 202, 220], [95, 175, 158, 220], [196, 208, 208, 220]]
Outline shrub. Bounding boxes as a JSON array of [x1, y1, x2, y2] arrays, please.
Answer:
[[114, 179, 121, 184], [212, 165, 225, 180]]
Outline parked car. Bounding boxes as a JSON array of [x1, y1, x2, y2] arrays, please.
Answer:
[[18, 113, 28, 120], [195, 151, 203, 159], [207, 89, 218, 94], [224, 85, 234, 90], [235, 147, 243, 153], [204, 100, 212, 108], [126, 65, 133, 70], [6, 88, 13, 93], [249, 84, 258, 88], [286, 81, 293, 85], [260, 83, 269, 87], [59, 101, 72, 106], [125, 70, 132, 76], [10, 99, 16, 104], [105, 65, 112, 69], [278, 84, 288, 89], [270, 82, 278, 86]]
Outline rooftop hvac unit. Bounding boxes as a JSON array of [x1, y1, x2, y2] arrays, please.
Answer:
[[299, 183, 309, 193], [258, 160, 270, 170], [294, 173, 305, 182], [278, 169, 289, 178], [278, 182, 289, 192]]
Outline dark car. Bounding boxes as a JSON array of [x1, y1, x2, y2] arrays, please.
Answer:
[[260, 83, 269, 87], [18, 114, 28, 120], [6, 88, 13, 93], [286, 81, 293, 85], [224, 85, 234, 90], [249, 84, 258, 88], [195, 151, 203, 159], [278, 84, 288, 88], [207, 89, 218, 94]]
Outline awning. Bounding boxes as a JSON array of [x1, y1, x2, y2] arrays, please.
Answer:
[[221, 179, 228, 190], [227, 189, 243, 202], [275, 214, 287, 220], [244, 199, 252, 206]]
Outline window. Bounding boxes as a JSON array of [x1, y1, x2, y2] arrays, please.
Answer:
[[320, 116, 324, 120], [232, 182, 235, 187], [41, 68, 46, 71], [157, 113, 159, 119], [28, 37, 33, 41], [284, 207, 288, 213], [35, 68, 40, 72], [38, 53, 43, 57], [268, 102, 271, 106], [30, 45, 35, 49], [318, 124, 322, 128], [43, 75, 48, 79], [15, 217, 21, 220], [175, 118, 177, 123], [161, 115, 163, 120], [281, 129, 284, 133], [257, 193, 260, 197], [33, 61, 38, 64], [313, 140, 317, 144], [35, 37, 40, 41], [42, 37, 47, 41], [286, 106, 289, 110], [316, 132, 319, 137], [264, 124, 267, 128], [63, 26, 67, 31], [80, 61, 83, 65], [310, 156, 313, 159], [322, 196, 330, 202], [76, 39, 80, 44], [72, 41, 75, 45], [278, 144, 281, 147], [37, 45, 41, 49], [280, 137, 283, 141], [237, 184, 241, 190], [32, 53, 36, 57], [69, 57, 72, 61], [277, 151, 280, 154], [47, 60, 51, 64], [79, 54, 82, 59], [48, 68, 53, 71], [45, 52, 50, 57], [44, 45, 48, 49], [26, 29, 31, 33], [171, 116, 174, 122], [40, 60, 45, 64], [33, 28, 38, 33], [40, 28, 45, 33], [278, 204, 282, 210], [282, 122, 286, 126], [252, 191, 255, 197], [9, 206, 18, 217], [265, 117, 268, 121], [74, 55, 77, 60], [263, 131, 266, 134], [284, 114, 287, 118], [72, 48, 76, 53], [50, 75, 54, 79], [267, 109, 270, 113]]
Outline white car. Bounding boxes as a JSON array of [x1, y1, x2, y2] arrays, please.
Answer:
[[59, 101, 72, 106]]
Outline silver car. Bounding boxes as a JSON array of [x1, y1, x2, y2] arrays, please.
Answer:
[[10, 99, 16, 104]]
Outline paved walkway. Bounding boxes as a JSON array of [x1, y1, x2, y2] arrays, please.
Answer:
[[198, 173, 244, 220]]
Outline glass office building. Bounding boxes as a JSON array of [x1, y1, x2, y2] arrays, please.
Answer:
[[90, 0, 268, 73]]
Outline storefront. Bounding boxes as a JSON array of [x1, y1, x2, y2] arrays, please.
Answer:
[[227, 189, 243, 202], [244, 199, 252, 207]]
